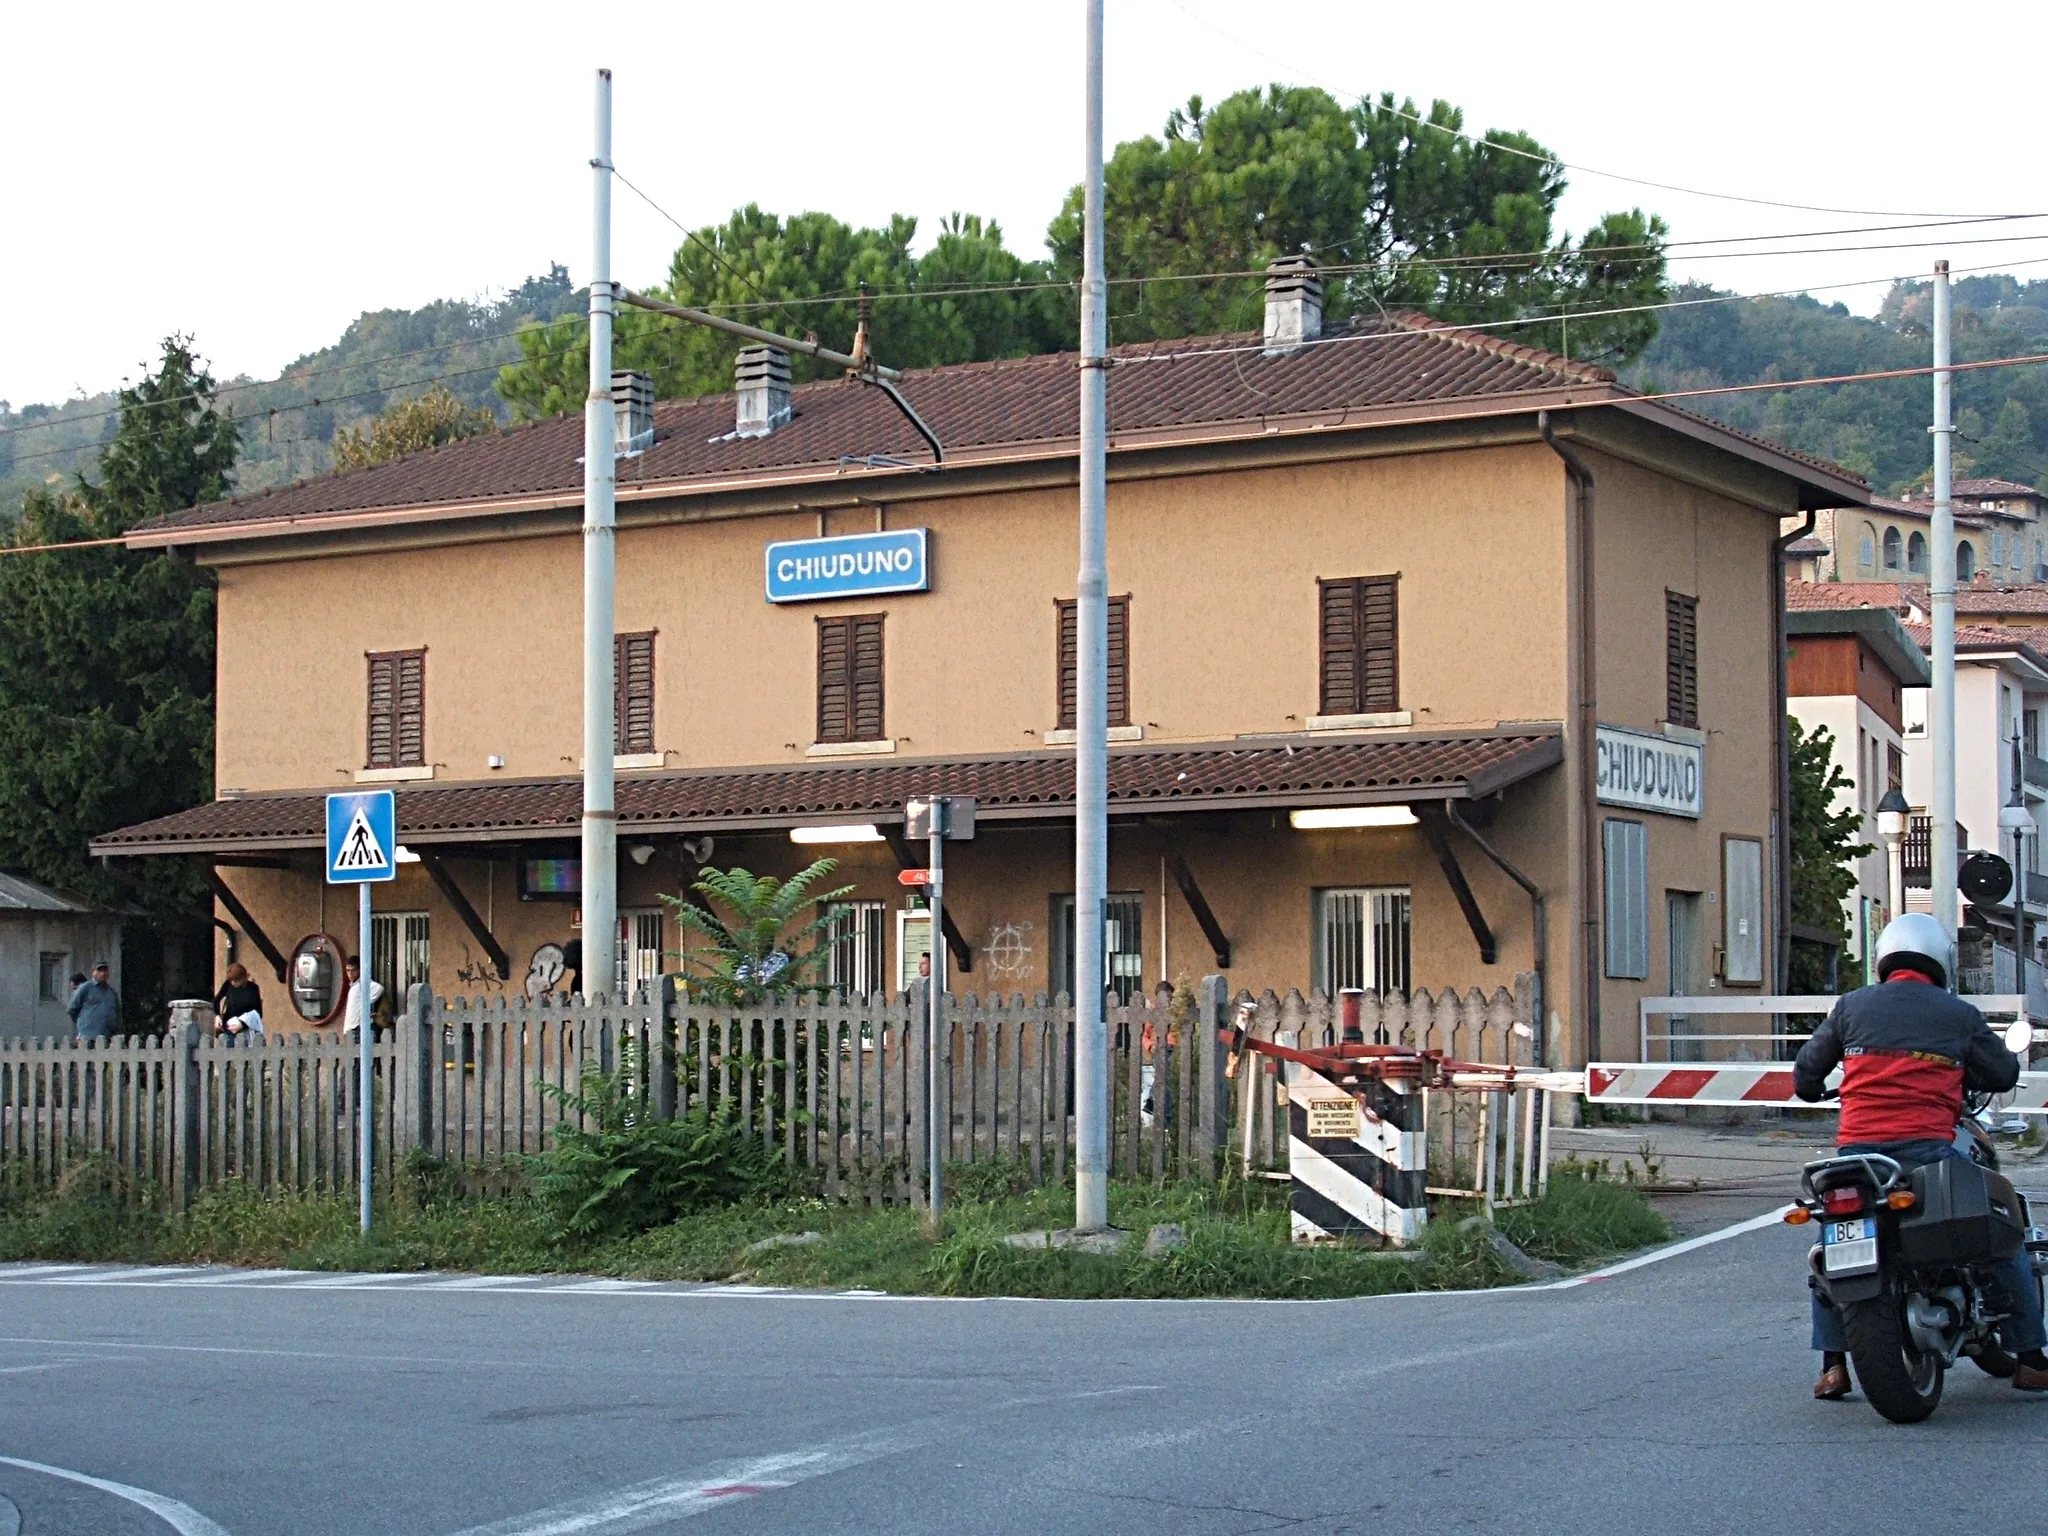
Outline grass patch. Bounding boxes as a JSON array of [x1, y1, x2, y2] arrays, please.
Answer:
[[1496, 1171, 1670, 1265], [0, 1157, 1670, 1299]]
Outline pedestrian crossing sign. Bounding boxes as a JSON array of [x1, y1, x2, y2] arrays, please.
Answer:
[[326, 791, 397, 884]]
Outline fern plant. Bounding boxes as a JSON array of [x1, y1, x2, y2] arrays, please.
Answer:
[[529, 1043, 791, 1241], [663, 859, 853, 1005]]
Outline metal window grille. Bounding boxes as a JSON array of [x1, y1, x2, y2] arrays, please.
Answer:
[[824, 900, 887, 999], [1602, 819, 1650, 980], [616, 909, 663, 994], [366, 650, 425, 769], [1053, 892, 1145, 1004], [370, 911, 431, 1004], [1312, 887, 1411, 997], [1665, 591, 1698, 730], [1055, 595, 1131, 729]]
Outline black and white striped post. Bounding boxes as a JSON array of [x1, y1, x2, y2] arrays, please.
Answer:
[[1285, 1061, 1428, 1246]]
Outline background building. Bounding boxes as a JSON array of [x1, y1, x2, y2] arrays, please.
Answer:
[[0, 872, 123, 1041]]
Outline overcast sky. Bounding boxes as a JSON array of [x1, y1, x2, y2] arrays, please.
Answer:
[[6, 0, 2045, 407]]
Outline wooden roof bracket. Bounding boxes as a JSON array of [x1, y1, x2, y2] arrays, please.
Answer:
[[418, 852, 510, 982], [202, 865, 289, 983], [1416, 805, 1498, 966], [1165, 852, 1230, 969]]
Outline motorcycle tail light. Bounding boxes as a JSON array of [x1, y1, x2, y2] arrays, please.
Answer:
[[1821, 1186, 1867, 1217]]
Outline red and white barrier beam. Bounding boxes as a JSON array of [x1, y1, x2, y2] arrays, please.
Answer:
[[1586, 1063, 2048, 1113]]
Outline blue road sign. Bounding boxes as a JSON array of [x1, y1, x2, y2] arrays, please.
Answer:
[[764, 527, 929, 603], [326, 790, 397, 884]]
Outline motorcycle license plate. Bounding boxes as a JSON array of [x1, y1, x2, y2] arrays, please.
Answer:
[[1822, 1217, 1878, 1275]]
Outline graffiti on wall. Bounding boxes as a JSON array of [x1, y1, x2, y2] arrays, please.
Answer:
[[984, 921, 1035, 983]]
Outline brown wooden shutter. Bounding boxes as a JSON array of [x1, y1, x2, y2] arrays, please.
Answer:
[[615, 632, 655, 754], [366, 649, 425, 768], [850, 616, 885, 741], [1319, 577, 1397, 715], [1056, 596, 1130, 731], [366, 654, 396, 768], [817, 616, 883, 743], [816, 618, 850, 743], [1665, 590, 1699, 729]]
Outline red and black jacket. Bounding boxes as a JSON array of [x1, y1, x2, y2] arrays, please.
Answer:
[[1794, 976, 2019, 1145]]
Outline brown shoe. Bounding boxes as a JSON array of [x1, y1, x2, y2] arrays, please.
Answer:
[[2014, 1362, 2048, 1392], [1814, 1363, 1852, 1400]]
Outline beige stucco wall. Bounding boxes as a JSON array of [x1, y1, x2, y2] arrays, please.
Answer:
[[213, 444, 1569, 790], [1583, 446, 1784, 1061]]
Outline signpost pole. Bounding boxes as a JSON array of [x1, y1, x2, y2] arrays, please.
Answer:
[[927, 807, 945, 1229], [326, 789, 395, 1239], [358, 880, 373, 1234]]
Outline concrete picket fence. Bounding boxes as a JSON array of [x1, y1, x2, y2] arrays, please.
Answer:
[[0, 974, 1535, 1207]]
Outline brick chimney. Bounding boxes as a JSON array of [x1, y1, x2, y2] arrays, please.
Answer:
[[1262, 255, 1323, 355], [734, 345, 792, 437], [611, 370, 654, 456]]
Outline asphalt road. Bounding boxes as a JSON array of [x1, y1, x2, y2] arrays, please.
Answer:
[[2, 1210, 2045, 1536]]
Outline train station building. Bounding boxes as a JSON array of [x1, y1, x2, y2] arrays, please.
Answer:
[[92, 265, 1866, 1064]]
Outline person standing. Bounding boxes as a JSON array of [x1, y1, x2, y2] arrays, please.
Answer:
[[340, 955, 385, 1036], [66, 960, 119, 1041]]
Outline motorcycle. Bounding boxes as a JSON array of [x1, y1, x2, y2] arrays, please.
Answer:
[[1794, 1024, 2048, 1423]]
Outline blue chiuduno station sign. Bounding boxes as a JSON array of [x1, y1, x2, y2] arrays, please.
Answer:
[[764, 528, 930, 603]]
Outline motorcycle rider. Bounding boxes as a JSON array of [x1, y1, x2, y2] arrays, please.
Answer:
[[1794, 912, 2047, 1399]]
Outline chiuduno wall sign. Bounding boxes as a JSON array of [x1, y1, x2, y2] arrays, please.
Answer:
[[764, 528, 930, 603], [1594, 724, 1703, 819]]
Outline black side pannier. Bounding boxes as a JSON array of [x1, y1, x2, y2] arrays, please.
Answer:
[[1897, 1157, 2027, 1267]]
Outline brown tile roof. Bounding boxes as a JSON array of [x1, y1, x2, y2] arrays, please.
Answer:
[[1784, 581, 1916, 611], [1952, 478, 2041, 498], [131, 311, 1859, 542], [1901, 621, 2048, 670], [91, 732, 1562, 855], [1785, 579, 2048, 617]]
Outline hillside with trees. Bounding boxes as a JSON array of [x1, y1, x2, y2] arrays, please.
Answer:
[[1627, 275, 2048, 495]]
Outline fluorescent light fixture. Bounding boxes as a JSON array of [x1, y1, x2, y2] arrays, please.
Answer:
[[1288, 806, 1418, 830], [393, 844, 422, 864], [790, 823, 885, 845]]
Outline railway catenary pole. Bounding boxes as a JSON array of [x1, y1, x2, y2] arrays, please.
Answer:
[[582, 68, 619, 999], [1073, 0, 1110, 1233], [1931, 260, 1958, 935]]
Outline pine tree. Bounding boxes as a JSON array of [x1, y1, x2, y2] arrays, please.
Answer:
[[0, 337, 235, 1025]]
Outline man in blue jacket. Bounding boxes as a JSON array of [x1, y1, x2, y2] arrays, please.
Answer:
[[66, 960, 120, 1041]]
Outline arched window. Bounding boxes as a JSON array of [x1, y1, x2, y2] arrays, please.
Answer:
[[1859, 523, 1878, 572], [1882, 527, 1902, 570], [1958, 541, 1977, 582], [1907, 531, 1927, 574]]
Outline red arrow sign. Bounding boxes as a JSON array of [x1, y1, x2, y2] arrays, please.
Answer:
[[897, 868, 930, 887]]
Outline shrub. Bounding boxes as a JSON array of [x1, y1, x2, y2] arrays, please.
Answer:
[[529, 1047, 794, 1241]]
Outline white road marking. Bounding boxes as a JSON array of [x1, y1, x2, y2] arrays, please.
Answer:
[[153, 1269, 302, 1286], [0, 1336, 510, 1368], [0, 1455, 229, 1536], [1539, 1204, 1796, 1289], [441, 1433, 915, 1536], [426, 1275, 537, 1290]]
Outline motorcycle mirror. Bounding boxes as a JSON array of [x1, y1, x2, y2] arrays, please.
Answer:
[[2002, 1018, 2033, 1057]]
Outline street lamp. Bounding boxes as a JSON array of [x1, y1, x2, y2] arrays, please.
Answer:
[[1877, 786, 1910, 922], [2000, 734, 2032, 1001]]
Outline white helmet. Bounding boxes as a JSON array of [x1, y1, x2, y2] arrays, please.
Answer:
[[1873, 912, 1957, 990]]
